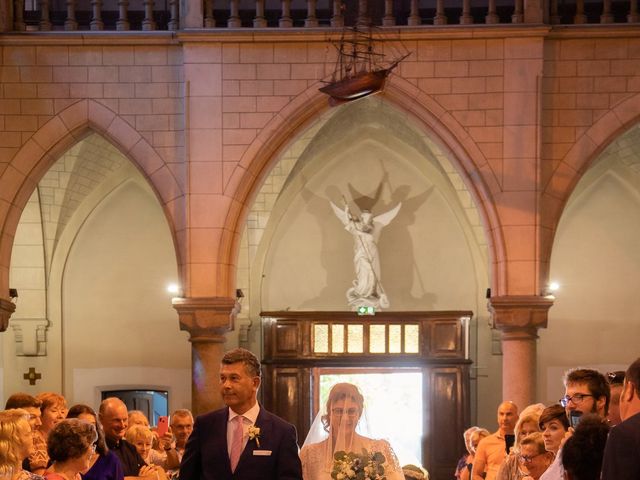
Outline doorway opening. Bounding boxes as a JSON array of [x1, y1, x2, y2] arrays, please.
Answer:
[[314, 367, 424, 466]]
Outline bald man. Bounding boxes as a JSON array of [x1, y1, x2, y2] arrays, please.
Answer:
[[99, 397, 162, 480], [472, 401, 519, 480]]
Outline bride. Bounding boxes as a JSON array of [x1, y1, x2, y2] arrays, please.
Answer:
[[299, 383, 404, 480]]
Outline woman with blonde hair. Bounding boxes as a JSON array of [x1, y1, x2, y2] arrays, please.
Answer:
[[460, 428, 490, 480], [124, 425, 176, 470], [496, 404, 545, 480], [0, 409, 42, 480]]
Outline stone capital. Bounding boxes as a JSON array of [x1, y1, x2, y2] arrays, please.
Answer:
[[0, 298, 17, 332], [488, 295, 554, 335], [172, 297, 238, 342]]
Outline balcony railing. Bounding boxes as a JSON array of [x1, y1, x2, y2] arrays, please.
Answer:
[[9, 0, 640, 32]]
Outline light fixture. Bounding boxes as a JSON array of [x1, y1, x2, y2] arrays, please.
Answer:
[[542, 281, 560, 297], [9, 288, 18, 303], [236, 289, 244, 300], [166, 283, 181, 295]]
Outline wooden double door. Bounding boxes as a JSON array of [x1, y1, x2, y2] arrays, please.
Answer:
[[260, 310, 471, 480]]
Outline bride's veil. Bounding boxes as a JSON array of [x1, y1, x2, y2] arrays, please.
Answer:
[[302, 383, 376, 468]]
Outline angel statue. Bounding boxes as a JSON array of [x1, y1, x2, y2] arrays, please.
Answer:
[[330, 199, 402, 310]]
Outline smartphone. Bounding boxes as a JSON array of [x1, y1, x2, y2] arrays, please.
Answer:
[[157, 415, 169, 437], [569, 410, 582, 429]]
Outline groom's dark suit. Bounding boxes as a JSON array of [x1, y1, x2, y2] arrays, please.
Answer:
[[180, 406, 303, 480]]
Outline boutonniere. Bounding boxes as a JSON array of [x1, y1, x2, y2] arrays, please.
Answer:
[[248, 425, 261, 447]]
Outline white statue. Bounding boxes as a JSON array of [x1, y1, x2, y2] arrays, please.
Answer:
[[330, 200, 402, 310]]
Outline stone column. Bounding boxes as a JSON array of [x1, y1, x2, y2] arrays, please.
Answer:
[[173, 297, 238, 416], [488, 295, 553, 409], [0, 297, 16, 332]]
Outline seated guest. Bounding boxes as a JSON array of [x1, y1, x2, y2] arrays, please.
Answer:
[[0, 408, 42, 480], [517, 432, 553, 480], [45, 419, 97, 480], [497, 404, 545, 480], [5, 394, 43, 473], [98, 398, 163, 480], [33, 393, 67, 475], [66, 405, 123, 480], [560, 415, 609, 480]]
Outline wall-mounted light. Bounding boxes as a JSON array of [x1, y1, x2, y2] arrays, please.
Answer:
[[9, 288, 18, 303], [542, 281, 560, 297], [236, 289, 244, 300], [166, 283, 181, 296]]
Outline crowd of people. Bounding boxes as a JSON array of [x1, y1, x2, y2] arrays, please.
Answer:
[[455, 357, 640, 480], [1, 351, 638, 480], [0, 393, 194, 480]]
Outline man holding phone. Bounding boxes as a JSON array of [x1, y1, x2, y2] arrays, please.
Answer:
[[539, 368, 610, 480]]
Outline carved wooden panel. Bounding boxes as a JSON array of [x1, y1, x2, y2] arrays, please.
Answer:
[[428, 319, 464, 357], [275, 321, 300, 356]]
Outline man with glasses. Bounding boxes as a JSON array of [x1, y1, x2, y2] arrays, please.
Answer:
[[601, 357, 640, 480], [540, 368, 610, 480], [472, 401, 518, 480]]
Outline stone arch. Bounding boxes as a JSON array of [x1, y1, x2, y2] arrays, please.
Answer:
[[0, 99, 185, 295], [541, 92, 640, 277], [220, 77, 504, 294]]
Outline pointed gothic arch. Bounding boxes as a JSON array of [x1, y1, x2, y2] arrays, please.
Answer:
[[0, 99, 185, 296]]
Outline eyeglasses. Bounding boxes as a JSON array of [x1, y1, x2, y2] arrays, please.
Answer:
[[519, 453, 543, 464], [559, 393, 594, 407], [331, 408, 359, 417]]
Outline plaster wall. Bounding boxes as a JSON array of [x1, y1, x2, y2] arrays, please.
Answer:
[[540, 153, 640, 404]]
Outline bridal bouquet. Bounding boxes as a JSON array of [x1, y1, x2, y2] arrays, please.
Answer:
[[331, 450, 386, 480]]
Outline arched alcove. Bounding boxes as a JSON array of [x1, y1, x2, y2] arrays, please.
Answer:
[[3, 133, 190, 408], [234, 97, 501, 427], [540, 122, 640, 405]]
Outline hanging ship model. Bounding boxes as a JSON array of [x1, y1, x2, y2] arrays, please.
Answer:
[[319, 22, 411, 105]]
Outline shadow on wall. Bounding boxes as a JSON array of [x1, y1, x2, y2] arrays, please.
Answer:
[[298, 180, 437, 310]]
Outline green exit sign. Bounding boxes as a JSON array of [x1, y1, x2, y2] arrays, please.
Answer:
[[356, 305, 376, 316]]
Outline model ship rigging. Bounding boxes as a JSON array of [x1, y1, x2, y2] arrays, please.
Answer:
[[319, 22, 411, 105]]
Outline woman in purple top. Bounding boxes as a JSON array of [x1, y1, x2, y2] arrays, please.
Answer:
[[67, 405, 124, 480]]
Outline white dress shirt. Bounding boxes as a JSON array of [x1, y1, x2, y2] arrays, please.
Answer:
[[227, 402, 261, 458]]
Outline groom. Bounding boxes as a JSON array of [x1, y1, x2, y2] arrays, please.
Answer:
[[180, 348, 303, 480]]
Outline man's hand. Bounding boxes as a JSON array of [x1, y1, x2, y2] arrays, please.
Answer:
[[158, 428, 174, 451], [139, 465, 168, 480]]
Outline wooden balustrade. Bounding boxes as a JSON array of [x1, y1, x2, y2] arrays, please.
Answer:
[[11, 0, 640, 31]]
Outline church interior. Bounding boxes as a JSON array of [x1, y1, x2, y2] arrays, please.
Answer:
[[1, 0, 640, 477]]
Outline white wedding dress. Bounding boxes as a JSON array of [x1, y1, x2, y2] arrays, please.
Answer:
[[299, 434, 405, 480]]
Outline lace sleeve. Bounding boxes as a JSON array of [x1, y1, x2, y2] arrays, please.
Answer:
[[374, 439, 404, 480]]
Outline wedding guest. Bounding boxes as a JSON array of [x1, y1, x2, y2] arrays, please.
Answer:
[[125, 426, 170, 469], [561, 415, 609, 480], [45, 419, 97, 480], [0, 408, 42, 480], [168, 410, 193, 461], [601, 357, 640, 479], [538, 405, 569, 459], [402, 464, 429, 480], [455, 427, 479, 479], [540, 368, 609, 480], [4, 394, 43, 473], [66, 404, 123, 480], [126, 413, 148, 429], [300, 382, 403, 480], [605, 370, 625, 426], [460, 429, 490, 480], [33, 393, 67, 475], [517, 433, 552, 480], [496, 404, 545, 480], [472, 401, 519, 480], [98, 398, 158, 480]]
